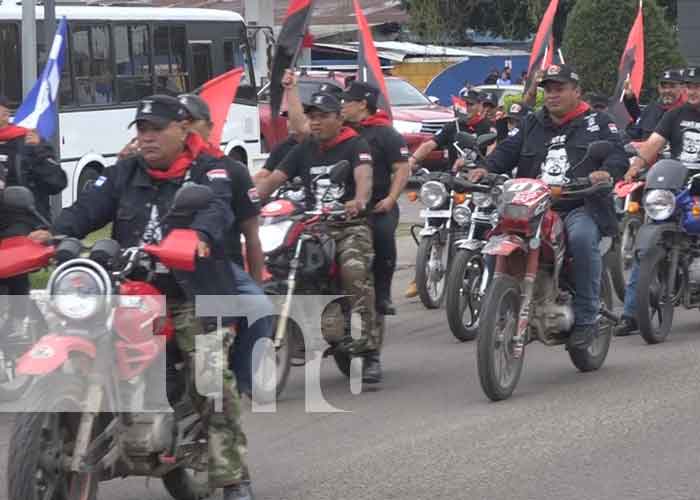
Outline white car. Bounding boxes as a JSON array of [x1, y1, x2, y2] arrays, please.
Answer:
[[473, 84, 527, 106]]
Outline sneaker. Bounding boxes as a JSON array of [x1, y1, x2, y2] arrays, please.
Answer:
[[614, 316, 638, 337], [404, 280, 418, 298]]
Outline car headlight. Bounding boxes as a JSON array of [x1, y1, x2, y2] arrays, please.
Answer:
[[471, 192, 492, 208], [259, 220, 294, 254], [644, 189, 676, 221], [51, 267, 106, 321], [393, 120, 423, 135], [420, 181, 448, 209], [453, 205, 472, 226]]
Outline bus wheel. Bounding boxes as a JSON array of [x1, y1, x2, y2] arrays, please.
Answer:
[[229, 148, 247, 166], [78, 166, 101, 193]]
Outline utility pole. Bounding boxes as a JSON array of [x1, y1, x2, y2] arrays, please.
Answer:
[[244, 0, 274, 86], [21, 0, 37, 98]]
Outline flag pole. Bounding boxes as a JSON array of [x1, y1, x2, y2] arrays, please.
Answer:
[[558, 48, 565, 65]]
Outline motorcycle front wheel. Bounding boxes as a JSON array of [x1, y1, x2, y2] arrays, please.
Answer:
[[415, 234, 448, 309], [8, 374, 99, 500], [636, 246, 677, 344], [477, 275, 524, 401], [163, 467, 212, 500], [445, 249, 484, 342]]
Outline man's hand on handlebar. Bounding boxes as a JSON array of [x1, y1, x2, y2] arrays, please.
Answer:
[[589, 170, 612, 185], [29, 229, 52, 243], [452, 158, 465, 173], [624, 165, 643, 183], [345, 199, 364, 218], [467, 168, 489, 183]]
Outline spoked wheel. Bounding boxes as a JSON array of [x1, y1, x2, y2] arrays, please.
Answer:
[[620, 215, 643, 272], [415, 235, 448, 309], [8, 375, 99, 500], [637, 247, 677, 344], [445, 250, 485, 341], [254, 316, 293, 401], [477, 275, 524, 401], [569, 270, 613, 372]]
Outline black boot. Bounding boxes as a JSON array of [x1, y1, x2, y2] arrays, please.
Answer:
[[362, 351, 383, 384], [376, 298, 396, 316], [375, 273, 396, 316], [614, 315, 638, 337], [223, 481, 255, 500]]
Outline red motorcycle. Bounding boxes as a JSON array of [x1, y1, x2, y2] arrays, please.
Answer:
[[476, 141, 618, 401], [8, 185, 221, 500]]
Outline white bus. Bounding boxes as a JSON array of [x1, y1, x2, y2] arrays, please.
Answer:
[[0, 3, 263, 207]]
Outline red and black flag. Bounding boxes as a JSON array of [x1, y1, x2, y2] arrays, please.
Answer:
[[524, 0, 559, 96], [353, 0, 392, 121], [610, 0, 645, 128], [270, 0, 315, 119]]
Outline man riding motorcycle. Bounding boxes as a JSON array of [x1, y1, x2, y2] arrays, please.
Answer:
[[0, 94, 67, 338], [256, 91, 382, 383], [469, 64, 628, 349], [30, 95, 255, 500], [624, 68, 686, 141], [617, 66, 700, 336]]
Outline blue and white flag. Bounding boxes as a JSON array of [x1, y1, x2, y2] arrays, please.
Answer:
[[14, 17, 67, 139]]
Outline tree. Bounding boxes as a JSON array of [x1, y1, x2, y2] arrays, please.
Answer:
[[562, 0, 684, 102]]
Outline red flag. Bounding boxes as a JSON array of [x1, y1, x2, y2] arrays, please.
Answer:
[[524, 0, 560, 95], [610, 1, 645, 128], [270, 0, 315, 119], [198, 67, 244, 147], [353, 0, 392, 121]]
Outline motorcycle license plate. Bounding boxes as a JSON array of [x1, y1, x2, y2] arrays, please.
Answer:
[[420, 209, 451, 218]]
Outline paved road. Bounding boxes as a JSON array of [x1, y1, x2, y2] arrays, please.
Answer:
[[1, 199, 699, 500]]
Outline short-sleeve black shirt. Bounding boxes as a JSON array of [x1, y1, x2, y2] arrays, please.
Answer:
[[355, 124, 409, 203], [263, 137, 299, 172], [655, 104, 700, 163], [224, 159, 261, 265]]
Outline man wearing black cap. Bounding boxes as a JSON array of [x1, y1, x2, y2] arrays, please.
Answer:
[[469, 64, 628, 350], [625, 68, 686, 141], [617, 67, 700, 336], [32, 94, 255, 500], [0, 95, 66, 341], [256, 91, 383, 383], [494, 101, 532, 143], [585, 92, 611, 113], [480, 91, 499, 122]]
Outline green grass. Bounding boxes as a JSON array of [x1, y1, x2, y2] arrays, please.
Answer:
[[28, 225, 112, 290]]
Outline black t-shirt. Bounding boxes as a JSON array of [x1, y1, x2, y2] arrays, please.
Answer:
[[433, 117, 495, 167], [355, 124, 409, 203], [263, 136, 299, 172], [655, 104, 700, 163], [224, 159, 260, 265], [279, 132, 373, 206]]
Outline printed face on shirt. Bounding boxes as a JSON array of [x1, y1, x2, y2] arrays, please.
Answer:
[[658, 81, 683, 106], [0, 105, 10, 129], [136, 120, 188, 169], [541, 146, 571, 185], [307, 110, 343, 142], [680, 129, 700, 163]]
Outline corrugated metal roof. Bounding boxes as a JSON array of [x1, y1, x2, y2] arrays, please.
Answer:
[[314, 42, 531, 62]]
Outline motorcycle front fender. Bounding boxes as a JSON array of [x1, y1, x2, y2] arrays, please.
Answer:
[[482, 234, 527, 256], [16, 334, 97, 376], [634, 222, 679, 254], [419, 226, 440, 237], [456, 239, 486, 252]]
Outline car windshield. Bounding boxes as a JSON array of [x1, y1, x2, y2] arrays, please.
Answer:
[[386, 78, 431, 106]]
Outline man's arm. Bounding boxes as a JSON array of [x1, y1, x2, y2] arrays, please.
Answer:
[[625, 132, 667, 179], [283, 70, 310, 138], [597, 117, 630, 181], [468, 123, 525, 182], [256, 169, 290, 200], [408, 139, 438, 172], [350, 163, 372, 216], [240, 217, 263, 283], [24, 140, 68, 195], [375, 132, 410, 213], [191, 161, 235, 246]]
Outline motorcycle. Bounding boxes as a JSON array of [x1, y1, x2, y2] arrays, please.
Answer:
[[633, 159, 700, 344], [476, 141, 618, 401], [257, 160, 377, 396], [0, 187, 55, 401], [409, 132, 497, 309], [8, 184, 223, 500]]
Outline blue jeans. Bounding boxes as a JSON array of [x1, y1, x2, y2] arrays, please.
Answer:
[[228, 263, 274, 396]]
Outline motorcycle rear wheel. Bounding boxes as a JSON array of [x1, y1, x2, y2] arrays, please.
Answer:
[[477, 275, 524, 401], [8, 375, 99, 500], [637, 246, 676, 344], [415, 235, 447, 309], [162, 467, 212, 500], [445, 249, 484, 342]]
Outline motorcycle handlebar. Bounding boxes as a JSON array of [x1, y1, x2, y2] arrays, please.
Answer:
[[557, 178, 614, 198]]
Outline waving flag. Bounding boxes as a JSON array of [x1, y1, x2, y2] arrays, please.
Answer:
[[353, 0, 392, 120], [524, 0, 559, 96], [610, 0, 645, 128], [269, 0, 315, 119], [197, 67, 244, 147], [14, 17, 67, 139]]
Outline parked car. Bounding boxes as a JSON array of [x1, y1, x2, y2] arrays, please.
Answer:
[[258, 71, 455, 170]]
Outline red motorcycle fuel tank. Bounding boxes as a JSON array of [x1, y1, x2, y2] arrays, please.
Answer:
[[498, 179, 551, 236]]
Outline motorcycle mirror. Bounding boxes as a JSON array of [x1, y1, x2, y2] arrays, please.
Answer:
[[455, 131, 477, 149], [171, 184, 214, 213], [586, 140, 614, 163], [476, 132, 497, 148], [2, 186, 35, 211], [328, 160, 351, 184]]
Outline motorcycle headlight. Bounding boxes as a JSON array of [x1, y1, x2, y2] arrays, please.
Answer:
[[259, 220, 294, 254], [420, 181, 448, 209], [644, 189, 676, 221], [453, 205, 472, 226], [392, 120, 423, 134], [51, 267, 106, 321], [471, 192, 492, 208]]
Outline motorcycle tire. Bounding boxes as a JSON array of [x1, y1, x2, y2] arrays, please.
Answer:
[[9, 375, 99, 500], [636, 246, 676, 344], [477, 275, 524, 401], [163, 467, 212, 500], [605, 238, 626, 303], [568, 270, 614, 372], [445, 249, 484, 342], [333, 350, 352, 378], [415, 235, 447, 309]]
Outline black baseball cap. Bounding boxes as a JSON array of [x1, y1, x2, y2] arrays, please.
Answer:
[[683, 67, 700, 84], [463, 89, 481, 104], [506, 102, 531, 120], [480, 92, 498, 107], [342, 81, 379, 109], [304, 92, 342, 113], [178, 94, 212, 122], [129, 94, 189, 128], [659, 68, 684, 83], [539, 64, 581, 86]]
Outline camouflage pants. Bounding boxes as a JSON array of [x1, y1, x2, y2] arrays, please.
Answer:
[[327, 221, 383, 353], [170, 300, 248, 488]]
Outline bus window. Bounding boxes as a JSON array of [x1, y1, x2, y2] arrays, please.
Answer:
[[0, 23, 21, 107], [190, 42, 213, 90], [223, 37, 255, 101], [72, 24, 114, 105], [154, 25, 189, 95], [114, 24, 152, 102]]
